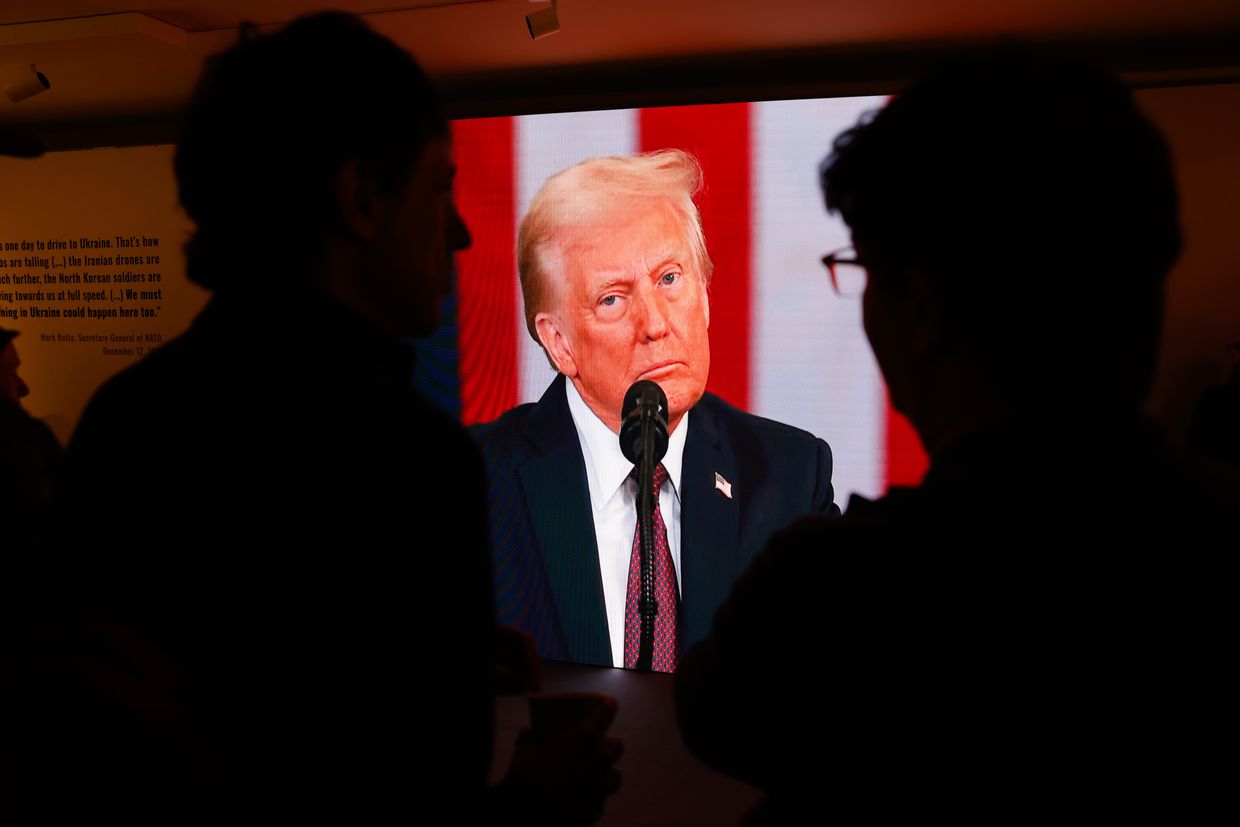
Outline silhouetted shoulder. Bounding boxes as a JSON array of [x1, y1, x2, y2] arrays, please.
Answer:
[[675, 515, 901, 792]]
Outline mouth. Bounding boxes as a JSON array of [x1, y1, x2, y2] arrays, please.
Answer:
[[638, 361, 681, 380]]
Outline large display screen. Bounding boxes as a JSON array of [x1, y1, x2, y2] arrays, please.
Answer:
[[2, 95, 930, 671], [442, 97, 931, 668], [447, 97, 927, 503]]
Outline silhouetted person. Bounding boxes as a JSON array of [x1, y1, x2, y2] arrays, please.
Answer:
[[676, 47, 1240, 825], [0, 327, 61, 627], [1188, 339, 1240, 466], [13, 14, 494, 825], [0, 326, 61, 525]]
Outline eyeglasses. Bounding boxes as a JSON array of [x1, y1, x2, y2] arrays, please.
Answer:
[[823, 245, 872, 297], [821, 246, 866, 297]]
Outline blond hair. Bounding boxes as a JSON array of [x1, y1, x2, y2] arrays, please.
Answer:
[[517, 149, 713, 345]]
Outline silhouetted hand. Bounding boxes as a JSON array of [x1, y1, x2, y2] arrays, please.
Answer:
[[495, 693, 622, 826], [494, 625, 542, 694]]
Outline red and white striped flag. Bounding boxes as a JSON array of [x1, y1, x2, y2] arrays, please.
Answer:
[[452, 98, 927, 505]]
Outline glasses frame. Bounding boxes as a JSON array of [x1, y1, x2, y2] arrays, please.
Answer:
[[821, 246, 865, 297]]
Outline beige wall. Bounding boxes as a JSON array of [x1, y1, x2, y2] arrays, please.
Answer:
[[0, 144, 208, 443]]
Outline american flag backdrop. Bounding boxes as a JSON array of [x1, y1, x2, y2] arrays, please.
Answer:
[[440, 97, 928, 505]]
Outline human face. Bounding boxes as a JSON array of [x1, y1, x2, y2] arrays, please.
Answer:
[[858, 241, 912, 414], [0, 342, 29, 402], [857, 238, 946, 439], [366, 137, 471, 338], [538, 199, 710, 434]]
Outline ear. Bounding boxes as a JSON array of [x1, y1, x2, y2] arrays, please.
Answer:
[[335, 155, 385, 242], [701, 276, 711, 329], [535, 312, 577, 378]]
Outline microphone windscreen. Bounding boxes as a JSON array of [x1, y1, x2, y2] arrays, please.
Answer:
[[619, 380, 669, 464], [621, 380, 667, 424]]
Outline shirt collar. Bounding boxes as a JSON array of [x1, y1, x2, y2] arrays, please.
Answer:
[[565, 377, 688, 513]]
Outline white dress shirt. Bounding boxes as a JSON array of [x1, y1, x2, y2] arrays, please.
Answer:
[[565, 379, 687, 667]]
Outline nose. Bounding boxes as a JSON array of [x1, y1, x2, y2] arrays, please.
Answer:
[[448, 198, 471, 253], [636, 289, 670, 341]]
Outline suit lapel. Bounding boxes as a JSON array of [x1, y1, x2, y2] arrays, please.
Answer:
[[680, 403, 742, 649], [515, 376, 612, 666]]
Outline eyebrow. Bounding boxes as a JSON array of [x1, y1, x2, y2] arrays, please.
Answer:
[[646, 253, 684, 278], [586, 250, 688, 295], [592, 275, 632, 294]]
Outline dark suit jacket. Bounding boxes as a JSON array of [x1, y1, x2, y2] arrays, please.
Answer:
[[676, 410, 1240, 825], [472, 374, 839, 666]]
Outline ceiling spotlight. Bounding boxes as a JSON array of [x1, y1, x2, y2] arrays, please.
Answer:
[[3, 64, 50, 103], [526, 0, 560, 40]]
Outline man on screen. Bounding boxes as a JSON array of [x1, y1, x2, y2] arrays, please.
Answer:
[[473, 150, 840, 671]]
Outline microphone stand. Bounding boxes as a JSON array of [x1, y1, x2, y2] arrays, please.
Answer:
[[636, 407, 658, 672]]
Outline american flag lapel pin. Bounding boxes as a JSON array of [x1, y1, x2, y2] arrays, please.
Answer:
[[714, 471, 733, 500]]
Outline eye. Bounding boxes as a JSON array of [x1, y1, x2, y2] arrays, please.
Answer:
[[659, 271, 679, 286], [600, 295, 618, 307]]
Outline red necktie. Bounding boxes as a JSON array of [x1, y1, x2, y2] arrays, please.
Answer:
[[623, 463, 680, 672]]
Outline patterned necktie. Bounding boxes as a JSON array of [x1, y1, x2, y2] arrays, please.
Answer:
[[623, 462, 680, 672]]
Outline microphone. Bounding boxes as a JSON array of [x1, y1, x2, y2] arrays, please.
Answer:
[[619, 379, 669, 672], [619, 380, 669, 465]]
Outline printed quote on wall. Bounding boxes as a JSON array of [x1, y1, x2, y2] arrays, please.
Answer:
[[0, 145, 208, 442]]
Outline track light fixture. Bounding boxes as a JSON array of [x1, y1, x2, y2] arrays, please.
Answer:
[[3, 63, 50, 103], [526, 0, 560, 41]]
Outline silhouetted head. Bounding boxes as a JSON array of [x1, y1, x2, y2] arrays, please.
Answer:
[[821, 46, 1180, 423], [175, 12, 469, 336], [1, 327, 30, 402]]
